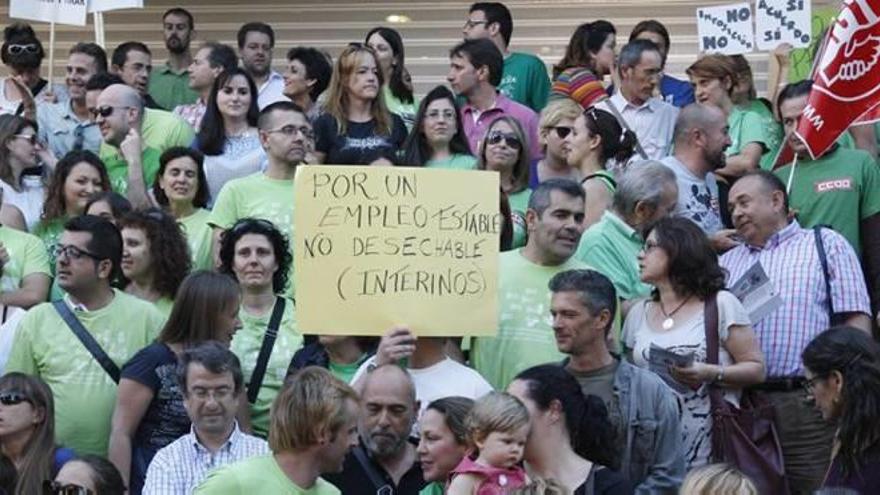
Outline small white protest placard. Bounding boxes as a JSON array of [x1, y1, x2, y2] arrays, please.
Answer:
[[9, 0, 88, 27], [755, 0, 812, 50], [696, 3, 756, 55], [88, 0, 143, 13]]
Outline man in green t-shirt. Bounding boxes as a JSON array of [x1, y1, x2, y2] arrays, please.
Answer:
[[472, 179, 589, 389], [195, 367, 358, 494], [462, 2, 549, 112], [147, 8, 199, 111], [6, 216, 164, 456]]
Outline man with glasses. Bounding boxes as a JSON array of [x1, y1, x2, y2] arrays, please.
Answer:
[[209, 101, 310, 297], [462, 2, 550, 112], [111, 42, 163, 110], [6, 215, 164, 457], [148, 8, 200, 112], [143, 342, 268, 494]]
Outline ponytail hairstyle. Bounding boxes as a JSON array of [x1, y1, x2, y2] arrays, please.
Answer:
[[365, 27, 414, 105], [514, 364, 619, 469], [802, 326, 880, 478], [583, 106, 636, 165]]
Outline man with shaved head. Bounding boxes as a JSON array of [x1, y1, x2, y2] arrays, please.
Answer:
[[95, 83, 158, 207], [661, 103, 739, 251], [326, 364, 426, 494]]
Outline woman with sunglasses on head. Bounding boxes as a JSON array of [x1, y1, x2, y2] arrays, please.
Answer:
[[193, 68, 265, 205], [366, 27, 419, 131], [400, 85, 476, 169], [313, 44, 407, 165], [108, 271, 241, 495], [219, 218, 300, 438], [564, 107, 636, 228], [152, 147, 213, 271], [117, 208, 191, 318], [532, 99, 582, 187], [52, 455, 125, 495], [478, 116, 531, 248], [551, 21, 616, 110], [0, 372, 75, 495], [802, 326, 880, 493], [0, 23, 67, 116], [0, 115, 49, 231]]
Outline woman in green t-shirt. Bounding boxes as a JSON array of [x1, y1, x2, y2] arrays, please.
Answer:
[[399, 85, 477, 170], [365, 27, 418, 130]]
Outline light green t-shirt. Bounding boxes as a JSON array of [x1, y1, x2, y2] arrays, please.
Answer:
[[508, 188, 532, 250], [774, 146, 880, 256], [179, 208, 213, 271], [419, 482, 444, 495], [0, 226, 50, 293], [102, 147, 162, 196], [575, 210, 651, 301], [384, 85, 419, 131], [329, 354, 369, 384], [425, 154, 478, 170], [208, 173, 294, 297], [99, 108, 195, 160], [154, 296, 175, 321], [740, 100, 783, 170], [148, 64, 199, 111], [472, 249, 588, 389], [195, 455, 340, 495], [32, 217, 67, 301], [727, 105, 773, 168], [5, 290, 164, 456], [499, 52, 551, 112], [230, 298, 301, 437]]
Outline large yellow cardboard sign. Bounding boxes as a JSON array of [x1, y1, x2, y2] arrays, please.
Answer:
[[293, 166, 500, 336]]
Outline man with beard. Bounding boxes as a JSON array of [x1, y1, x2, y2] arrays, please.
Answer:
[[237, 22, 288, 109], [325, 364, 425, 495], [471, 178, 589, 389], [661, 104, 740, 251], [149, 8, 199, 111]]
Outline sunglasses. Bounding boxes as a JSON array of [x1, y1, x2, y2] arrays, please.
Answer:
[[13, 134, 37, 145], [89, 106, 131, 119], [551, 126, 572, 139], [0, 391, 31, 406], [486, 131, 522, 149], [7, 44, 38, 55], [42, 480, 94, 495]]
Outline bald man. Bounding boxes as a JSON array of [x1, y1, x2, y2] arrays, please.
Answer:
[[95, 84, 159, 207], [326, 364, 426, 494], [661, 103, 739, 251]]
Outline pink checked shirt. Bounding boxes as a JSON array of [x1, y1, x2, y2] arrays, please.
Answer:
[[719, 221, 870, 378], [461, 93, 542, 161]]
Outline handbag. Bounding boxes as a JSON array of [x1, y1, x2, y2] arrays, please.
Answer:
[[704, 293, 789, 495]]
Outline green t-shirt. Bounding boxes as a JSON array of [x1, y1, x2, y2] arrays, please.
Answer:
[[328, 353, 369, 384], [727, 105, 773, 168], [208, 173, 294, 297], [0, 226, 50, 294], [575, 210, 651, 301], [472, 249, 588, 389], [230, 298, 301, 437], [99, 108, 195, 161], [33, 217, 67, 301], [774, 147, 880, 256], [508, 188, 532, 250], [195, 455, 340, 495], [5, 290, 164, 456], [179, 208, 213, 271], [101, 147, 162, 195], [154, 296, 175, 321], [741, 100, 783, 170], [499, 52, 550, 112], [148, 64, 199, 111], [384, 85, 419, 131], [419, 482, 444, 495], [425, 154, 478, 170]]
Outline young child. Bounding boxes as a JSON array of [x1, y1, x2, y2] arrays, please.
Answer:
[[447, 392, 531, 495]]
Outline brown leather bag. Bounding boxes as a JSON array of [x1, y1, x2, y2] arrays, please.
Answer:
[[704, 293, 789, 495]]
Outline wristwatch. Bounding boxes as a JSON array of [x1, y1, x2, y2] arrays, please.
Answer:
[[713, 365, 725, 384]]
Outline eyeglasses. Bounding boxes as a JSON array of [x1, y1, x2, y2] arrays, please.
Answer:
[[42, 480, 94, 495], [486, 131, 522, 149], [463, 20, 488, 29], [551, 126, 573, 139], [13, 134, 37, 145], [803, 375, 824, 396], [53, 244, 103, 262], [641, 239, 660, 252], [89, 106, 131, 119], [0, 391, 31, 406], [264, 125, 314, 140], [7, 43, 38, 55]]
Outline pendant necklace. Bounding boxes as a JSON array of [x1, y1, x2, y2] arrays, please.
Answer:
[[659, 295, 691, 330]]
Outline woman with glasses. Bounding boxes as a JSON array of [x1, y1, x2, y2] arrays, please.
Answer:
[[365, 27, 418, 131], [0, 23, 67, 116], [0, 372, 74, 495], [477, 116, 531, 248], [531, 99, 582, 187], [803, 326, 880, 492], [0, 115, 48, 231], [52, 455, 125, 495], [219, 218, 300, 438], [152, 147, 213, 271], [313, 44, 407, 165], [193, 68, 265, 205], [108, 271, 241, 495], [623, 217, 764, 470], [551, 21, 616, 110], [565, 107, 636, 228], [117, 208, 191, 318], [400, 85, 475, 169]]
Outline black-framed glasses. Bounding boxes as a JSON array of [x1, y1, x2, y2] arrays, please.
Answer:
[[551, 126, 573, 139], [13, 133, 37, 145], [89, 106, 130, 119], [53, 244, 103, 262], [42, 480, 94, 495], [7, 43, 38, 55], [0, 391, 31, 406], [803, 375, 824, 396], [264, 125, 314, 140], [463, 19, 488, 29], [486, 131, 522, 149]]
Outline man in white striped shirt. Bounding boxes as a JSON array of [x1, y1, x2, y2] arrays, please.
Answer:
[[143, 342, 268, 495]]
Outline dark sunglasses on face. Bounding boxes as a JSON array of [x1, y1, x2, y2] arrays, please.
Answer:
[[0, 391, 31, 406], [89, 106, 116, 119], [7, 44, 38, 55], [551, 126, 573, 139], [486, 131, 522, 149], [42, 480, 94, 495]]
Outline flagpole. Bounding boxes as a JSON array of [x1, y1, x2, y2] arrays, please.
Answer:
[[47, 22, 55, 87], [785, 153, 798, 195]]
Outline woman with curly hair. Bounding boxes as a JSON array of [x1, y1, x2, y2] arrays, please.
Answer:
[[219, 218, 300, 438], [622, 217, 765, 469], [108, 270, 242, 494]]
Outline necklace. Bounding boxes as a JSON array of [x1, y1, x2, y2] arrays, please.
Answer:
[[658, 295, 691, 330]]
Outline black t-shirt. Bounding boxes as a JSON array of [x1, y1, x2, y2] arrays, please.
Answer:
[[314, 113, 407, 165], [574, 465, 633, 495], [324, 442, 426, 495]]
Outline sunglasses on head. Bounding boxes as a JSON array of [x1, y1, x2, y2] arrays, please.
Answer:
[[486, 131, 521, 149], [42, 480, 94, 495], [13, 133, 37, 145], [0, 391, 31, 406], [7, 44, 38, 55]]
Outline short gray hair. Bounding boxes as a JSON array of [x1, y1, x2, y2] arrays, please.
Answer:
[[613, 160, 676, 216], [617, 39, 660, 71]]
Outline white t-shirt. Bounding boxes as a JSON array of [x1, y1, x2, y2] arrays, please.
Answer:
[[1, 176, 46, 232]]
